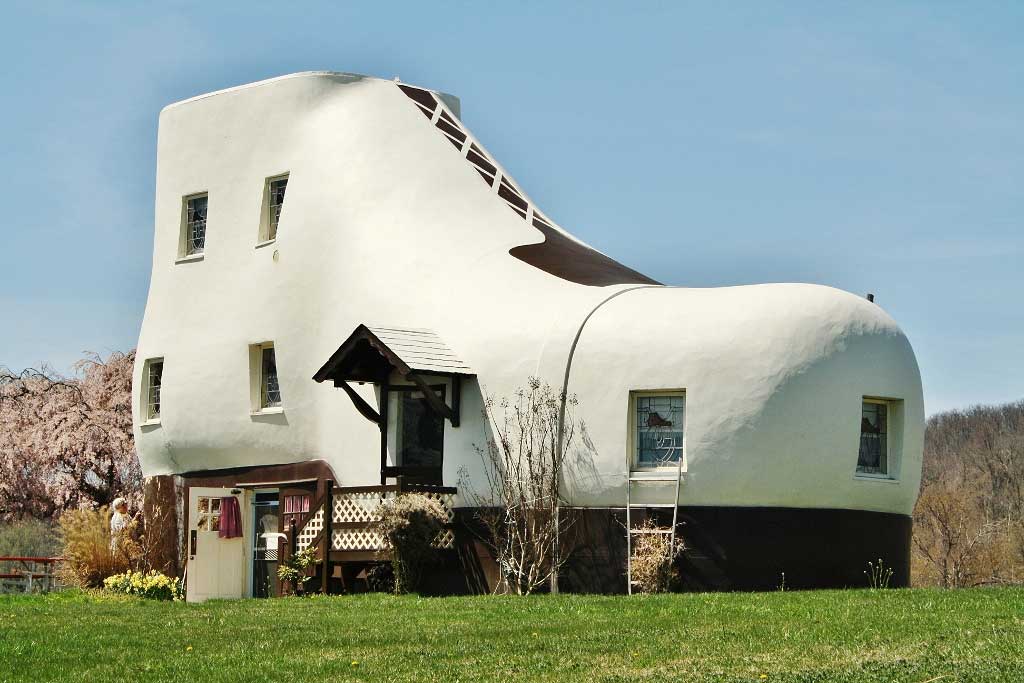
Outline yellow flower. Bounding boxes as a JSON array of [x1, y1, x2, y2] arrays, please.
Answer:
[[351, 660, 359, 667], [186, 646, 193, 652], [759, 675, 768, 680]]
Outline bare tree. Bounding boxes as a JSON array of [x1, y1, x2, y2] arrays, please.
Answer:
[[913, 480, 1006, 587], [460, 378, 578, 595], [913, 400, 1024, 587]]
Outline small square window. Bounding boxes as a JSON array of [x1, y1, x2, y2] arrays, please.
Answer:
[[632, 392, 685, 468], [259, 174, 288, 243], [857, 400, 889, 476], [184, 194, 208, 255]]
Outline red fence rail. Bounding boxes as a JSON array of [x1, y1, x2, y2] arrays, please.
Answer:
[[0, 556, 63, 593]]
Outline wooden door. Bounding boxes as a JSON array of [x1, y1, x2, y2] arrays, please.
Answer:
[[185, 487, 246, 603]]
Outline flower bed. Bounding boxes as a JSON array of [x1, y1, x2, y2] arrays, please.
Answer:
[[103, 570, 182, 601]]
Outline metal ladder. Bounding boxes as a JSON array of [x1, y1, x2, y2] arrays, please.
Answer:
[[626, 445, 684, 595]]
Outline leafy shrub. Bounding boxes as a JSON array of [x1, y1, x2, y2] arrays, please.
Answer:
[[365, 562, 395, 593], [629, 519, 682, 593], [378, 493, 448, 594], [0, 518, 60, 558], [277, 546, 316, 595], [104, 570, 182, 600], [58, 506, 139, 588]]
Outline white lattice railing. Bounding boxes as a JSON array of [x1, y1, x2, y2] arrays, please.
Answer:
[[330, 486, 456, 552], [294, 502, 325, 552]]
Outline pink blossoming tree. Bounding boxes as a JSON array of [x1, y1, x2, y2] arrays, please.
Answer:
[[0, 350, 141, 521]]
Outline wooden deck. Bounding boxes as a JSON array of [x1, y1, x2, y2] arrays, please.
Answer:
[[286, 481, 456, 593]]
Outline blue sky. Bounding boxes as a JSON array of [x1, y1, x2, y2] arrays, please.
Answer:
[[1, 1, 1021, 414]]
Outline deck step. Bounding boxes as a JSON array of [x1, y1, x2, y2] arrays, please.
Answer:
[[629, 529, 673, 535], [628, 476, 678, 482], [628, 502, 677, 508]]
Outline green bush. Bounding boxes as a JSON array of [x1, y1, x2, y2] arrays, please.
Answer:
[[277, 546, 317, 595], [378, 493, 448, 594], [103, 570, 182, 600]]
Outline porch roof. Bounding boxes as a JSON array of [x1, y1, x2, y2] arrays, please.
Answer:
[[312, 324, 474, 384]]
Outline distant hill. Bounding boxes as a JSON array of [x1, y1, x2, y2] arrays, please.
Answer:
[[913, 399, 1024, 587]]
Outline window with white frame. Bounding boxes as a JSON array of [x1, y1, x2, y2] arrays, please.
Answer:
[[181, 193, 208, 257], [259, 175, 288, 243], [250, 343, 282, 412], [632, 392, 685, 468], [143, 358, 163, 422], [857, 399, 890, 476]]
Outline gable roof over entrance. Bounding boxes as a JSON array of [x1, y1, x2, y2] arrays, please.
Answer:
[[313, 324, 473, 384]]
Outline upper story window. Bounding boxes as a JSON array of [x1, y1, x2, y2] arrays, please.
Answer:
[[142, 358, 163, 423], [632, 391, 685, 468], [261, 346, 281, 409], [178, 193, 208, 259], [858, 399, 890, 476], [259, 174, 288, 244], [250, 342, 282, 413]]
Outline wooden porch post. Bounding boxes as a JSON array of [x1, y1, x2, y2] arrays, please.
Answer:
[[322, 480, 333, 595], [379, 384, 389, 485], [288, 517, 298, 595]]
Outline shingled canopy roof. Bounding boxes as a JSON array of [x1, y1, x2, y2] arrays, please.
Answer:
[[313, 324, 473, 384], [313, 324, 473, 428]]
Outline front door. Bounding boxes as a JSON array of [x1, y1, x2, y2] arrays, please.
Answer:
[[393, 386, 445, 485], [252, 491, 280, 598], [186, 487, 246, 603]]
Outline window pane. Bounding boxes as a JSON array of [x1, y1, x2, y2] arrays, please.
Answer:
[[283, 494, 309, 515], [186, 195, 207, 254], [397, 390, 444, 469], [857, 402, 888, 475], [262, 347, 281, 408], [148, 360, 163, 419], [268, 178, 287, 240], [635, 395, 684, 466]]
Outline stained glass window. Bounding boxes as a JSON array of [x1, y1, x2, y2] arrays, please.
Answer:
[[186, 195, 207, 255], [262, 346, 281, 408], [635, 394, 685, 467]]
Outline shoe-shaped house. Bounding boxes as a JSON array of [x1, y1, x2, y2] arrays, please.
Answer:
[[134, 72, 924, 600]]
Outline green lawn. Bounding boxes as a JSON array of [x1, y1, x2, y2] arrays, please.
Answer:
[[1, 588, 1022, 682]]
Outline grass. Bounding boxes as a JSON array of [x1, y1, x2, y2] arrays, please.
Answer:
[[1, 588, 1022, 682]]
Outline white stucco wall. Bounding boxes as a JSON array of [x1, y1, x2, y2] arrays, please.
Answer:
[[134, 72, 923, 517]]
